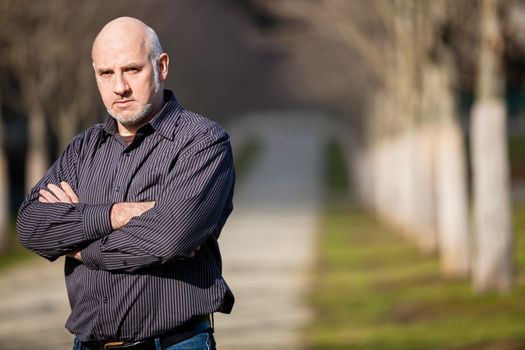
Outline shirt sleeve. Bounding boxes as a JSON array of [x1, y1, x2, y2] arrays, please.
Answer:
[[80, 128, 235, 272], [16, 134, 114, 261]]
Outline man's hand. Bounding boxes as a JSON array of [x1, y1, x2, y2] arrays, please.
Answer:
[[110, 202, 155, 230], [67, 250, 82, 262], [39, 181, 79, 203], [188, 245, 201, 258], [111, 203, 202, 259]]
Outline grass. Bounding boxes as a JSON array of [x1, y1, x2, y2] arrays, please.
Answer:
[[324, 140, 349, 200], [0, 220, 35, 271], [233, 136, 262, 181], [509, 134, 525, 181], [0, 246, 35, 270], [307, 138, 525, 350], [307, 204, 525, 350]]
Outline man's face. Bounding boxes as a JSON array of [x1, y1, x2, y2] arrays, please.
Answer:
[[92, 37, 161, 129]]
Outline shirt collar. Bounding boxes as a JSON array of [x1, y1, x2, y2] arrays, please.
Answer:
[[102, 90, 182, 141]]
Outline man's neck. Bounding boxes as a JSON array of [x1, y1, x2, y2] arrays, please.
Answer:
[[118, 124, 140, 137]]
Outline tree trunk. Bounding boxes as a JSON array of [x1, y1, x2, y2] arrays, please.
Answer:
[[0, 107, 9, 252], [423, 59, 470, 277], [396, 131, 415, 239], [25, 109, 49, 193], [471, 0, 513, 293], [471, 100, 512, 292], [411, 125, 437, 253], [56, 109, 78, 153], [436, 119, 470, 277]]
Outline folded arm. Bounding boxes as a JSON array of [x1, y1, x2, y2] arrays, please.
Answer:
[[17, 127, 234, 270], [37, 182, 155, 261], [80, 130, 235, 272], [16, 139, 115, 261]]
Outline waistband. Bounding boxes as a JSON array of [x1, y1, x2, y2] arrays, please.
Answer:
[[82, 315, 212, 350]]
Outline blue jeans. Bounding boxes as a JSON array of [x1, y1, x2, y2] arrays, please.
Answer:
[[162, 329, 215, 350], [73, 329, 216, 350]]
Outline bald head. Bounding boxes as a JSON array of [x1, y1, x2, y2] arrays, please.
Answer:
[[92, 17, 162, 64]]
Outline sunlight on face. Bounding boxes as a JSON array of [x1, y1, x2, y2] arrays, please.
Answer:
[[92, 23, 164, 133], [106, 63, 161, 128]]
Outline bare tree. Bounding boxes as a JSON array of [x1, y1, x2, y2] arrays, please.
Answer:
[[326, 0, 469, 259], [235, 0, 472, 272], [470, 0, 513, 293], [426, 57, 470, 277], [3, 1, 64, 191], [1, 1, 127, 191], [0, 0, 16, 252], [423, 2, 471, 277]]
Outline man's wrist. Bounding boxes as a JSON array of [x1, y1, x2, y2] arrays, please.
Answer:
[[80, 240, 103, 270], [81, 203, 114, 240], [110, 202, 155, 230], [110, 203, 128, 230]]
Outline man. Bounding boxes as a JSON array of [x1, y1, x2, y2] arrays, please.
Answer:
[[16, 17, 234, 350]]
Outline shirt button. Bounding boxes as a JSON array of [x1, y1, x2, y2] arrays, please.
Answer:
[[103, 297, 108, 304], [115, 185, 120, 192]]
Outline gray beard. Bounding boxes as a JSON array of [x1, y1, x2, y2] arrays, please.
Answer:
[[108, 78, 161, 128], [108, 102, 154, 128]]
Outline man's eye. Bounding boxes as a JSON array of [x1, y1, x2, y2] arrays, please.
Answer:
[[126, 67, 139, 72]]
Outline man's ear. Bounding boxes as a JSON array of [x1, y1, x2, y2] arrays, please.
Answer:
[[158, 53, 169, 81]]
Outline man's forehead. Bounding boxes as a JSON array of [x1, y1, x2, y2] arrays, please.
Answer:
[[92, 38, 149, 65], [92, 23, 150, 61]]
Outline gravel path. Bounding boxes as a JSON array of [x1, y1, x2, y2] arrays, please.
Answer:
[[0, 112, 328, 350]]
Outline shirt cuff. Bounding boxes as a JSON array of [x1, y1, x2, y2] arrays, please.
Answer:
[[81, 239, 104, 270], [80, 204, 113, 240]]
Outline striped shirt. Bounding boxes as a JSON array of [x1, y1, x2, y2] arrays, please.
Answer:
[[16, 90, 235, 342]]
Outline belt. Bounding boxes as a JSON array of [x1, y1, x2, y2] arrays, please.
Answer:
[[82, 315, 212, 350]]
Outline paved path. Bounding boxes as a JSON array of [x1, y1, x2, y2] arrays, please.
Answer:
[[0, 258, 72, 349], [215, 113, 327, 349], [0, 112, 328, 350]]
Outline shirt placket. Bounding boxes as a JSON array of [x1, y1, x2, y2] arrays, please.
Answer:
[[98, 141, 136, 336], [112, 137, 138, 203]]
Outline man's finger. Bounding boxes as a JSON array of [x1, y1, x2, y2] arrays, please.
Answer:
[[60, 181, 79, 203], [66, 250, 82, 262], [142, 201, 155, 211], [47, 184, 71, 203], [39, 189, 58, 203], [38, 195, 49, 203], [187, 246, 201, 258]]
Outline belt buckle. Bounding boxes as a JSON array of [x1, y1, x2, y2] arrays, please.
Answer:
[[103, 341, 125, 349]]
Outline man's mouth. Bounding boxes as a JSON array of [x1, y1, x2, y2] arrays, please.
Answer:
[[114, 99, 133, 106]]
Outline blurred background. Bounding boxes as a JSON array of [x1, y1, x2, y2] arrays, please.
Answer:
[[1, 0, 525, 349]]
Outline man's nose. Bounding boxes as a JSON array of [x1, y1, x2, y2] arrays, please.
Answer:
[[113, 73, 130, 96]]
